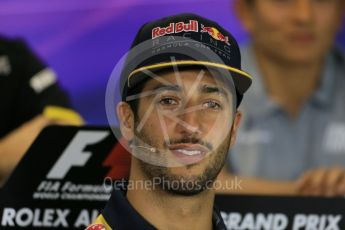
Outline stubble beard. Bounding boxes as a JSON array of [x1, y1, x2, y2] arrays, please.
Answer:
[[133, 126, 232, 196]]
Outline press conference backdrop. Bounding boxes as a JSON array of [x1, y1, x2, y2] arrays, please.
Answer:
[[0, 0, 344, 124], [1, 126, 345, 230]]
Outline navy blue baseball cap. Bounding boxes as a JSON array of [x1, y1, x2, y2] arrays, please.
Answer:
[[121, 13, 252, 106]]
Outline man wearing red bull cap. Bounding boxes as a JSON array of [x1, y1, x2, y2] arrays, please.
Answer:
[[87, 13, 252, 230]]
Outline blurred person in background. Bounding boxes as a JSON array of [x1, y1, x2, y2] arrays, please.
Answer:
[[0, 36, 83, 186], [218, 0, 345, 196]]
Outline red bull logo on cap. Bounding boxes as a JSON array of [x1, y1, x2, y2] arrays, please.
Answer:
[[152, 20, 199, 39], [200, 24, 230, 45]]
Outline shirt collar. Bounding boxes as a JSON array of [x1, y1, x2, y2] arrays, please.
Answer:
[[102, 186, 227, 230], [102, 187, 155, 229], [311, 49, 339, 108], [239, 44, 281, 119]]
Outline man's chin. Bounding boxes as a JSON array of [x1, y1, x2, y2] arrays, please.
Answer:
[[164, 186, 208, 196], [156, 168, 215, 196], [159, 176, 212, 196]]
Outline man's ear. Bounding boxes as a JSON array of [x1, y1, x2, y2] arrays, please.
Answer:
[[116, 102, 135, 141], [234, 0, 255, 34], [229, 110, 242, 149]]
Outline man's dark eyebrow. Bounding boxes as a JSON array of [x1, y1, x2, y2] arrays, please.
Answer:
[[200, 85, 229, 97], [151, 84, 181, 92]]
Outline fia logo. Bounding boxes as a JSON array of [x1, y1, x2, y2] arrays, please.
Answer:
[[46, 131, 109, 179]]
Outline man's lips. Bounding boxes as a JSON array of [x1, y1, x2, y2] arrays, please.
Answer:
[[168, 144, 210, 164], [289, 33, 315, 44]]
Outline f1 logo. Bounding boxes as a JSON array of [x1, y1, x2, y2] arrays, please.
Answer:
[[46, 130, 110, 179]]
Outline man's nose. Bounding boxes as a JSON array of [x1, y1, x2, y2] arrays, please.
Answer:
[[291, 0, 314, 25], [176, 110, 202, 136]]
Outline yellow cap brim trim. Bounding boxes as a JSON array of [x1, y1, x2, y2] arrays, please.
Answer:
[[128, 60, 252, 87]]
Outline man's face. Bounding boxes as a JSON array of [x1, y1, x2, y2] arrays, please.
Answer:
[[126, 69, 239, 195], [238, 0, 344, 64]]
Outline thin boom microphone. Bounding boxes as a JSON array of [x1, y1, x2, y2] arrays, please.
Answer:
[[130, 145, 157, 153]]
